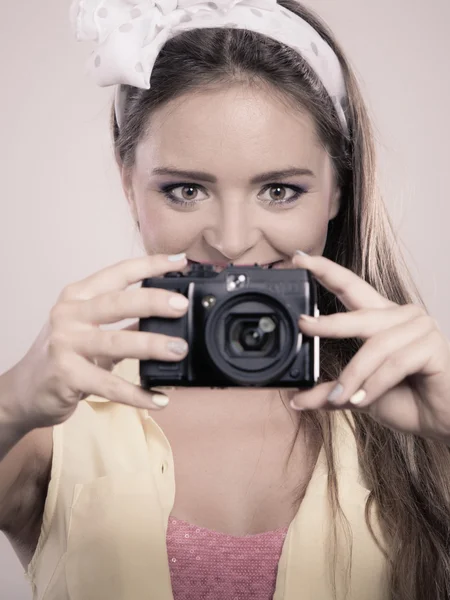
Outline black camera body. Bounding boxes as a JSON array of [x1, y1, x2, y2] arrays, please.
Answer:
[[139, 263, 319, 390]]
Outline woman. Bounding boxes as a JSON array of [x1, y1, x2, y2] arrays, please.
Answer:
[[1, 0, 450, 599]]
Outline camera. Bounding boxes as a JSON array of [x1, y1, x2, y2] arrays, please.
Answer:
[[139, 263, 319, 390]]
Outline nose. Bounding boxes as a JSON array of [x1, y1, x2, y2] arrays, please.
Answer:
[[202, 199, 260, 261]]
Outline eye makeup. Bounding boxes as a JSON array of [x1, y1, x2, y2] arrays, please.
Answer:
[[158, 182, 309, 208]]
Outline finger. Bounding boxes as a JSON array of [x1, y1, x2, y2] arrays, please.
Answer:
[[343, 329, 444, 412], [144, 391, 170, 409], [69, 353, 171, 411], [293, 252, 395, 311], [58, 253, 187, 302], [287, 381, 341, 411], [322, 314, 436, 408], [93, 323, 140, 370], [297, 303, 427, 340], [344, 382, 423, 433], [63, 287, 189, 325], [70, 329, 189, 362]]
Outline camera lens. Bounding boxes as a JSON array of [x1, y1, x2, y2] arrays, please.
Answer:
[[204, 292, 298, 385], [230, 318, 277, 354], [242, 327, 264, 350]]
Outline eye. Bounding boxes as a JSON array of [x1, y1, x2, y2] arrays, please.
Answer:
[[259, 184, 308, 206], [159, 184, 208, 207], [158, 183, 308, 208]]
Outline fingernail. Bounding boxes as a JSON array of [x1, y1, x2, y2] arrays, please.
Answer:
[[168, 252, 187, 262], [327, 383, 344, 403], [167, 340, 188, 355], [299, 314, 317, 323], [349, 389, 366, 406], [295, 250, 309, 257], [152, 393, 170, 407], [290, 400, 306, 411], [169, 295, 189, 309]]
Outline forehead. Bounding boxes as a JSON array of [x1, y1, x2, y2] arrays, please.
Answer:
[[135, 85, 328, 177]]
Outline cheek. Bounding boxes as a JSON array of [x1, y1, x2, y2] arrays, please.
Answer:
[[264, 207, 330, 254], [138, 207, 202, 254]]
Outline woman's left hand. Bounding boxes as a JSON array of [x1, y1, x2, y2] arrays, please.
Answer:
[[289, 252, 450, 445]]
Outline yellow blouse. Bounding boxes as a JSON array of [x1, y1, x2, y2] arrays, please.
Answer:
[[24, 358, 389, 600]]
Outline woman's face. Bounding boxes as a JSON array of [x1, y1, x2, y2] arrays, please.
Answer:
[[121, 85, 341, 269]]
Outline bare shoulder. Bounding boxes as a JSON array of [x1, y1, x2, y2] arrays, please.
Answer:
[[0, 426, 53, 537]]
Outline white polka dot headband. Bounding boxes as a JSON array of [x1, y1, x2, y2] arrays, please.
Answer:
[[70, 0, 349, 136]]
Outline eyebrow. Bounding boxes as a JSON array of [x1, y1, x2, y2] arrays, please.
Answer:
[[150, 167, 316, 184]]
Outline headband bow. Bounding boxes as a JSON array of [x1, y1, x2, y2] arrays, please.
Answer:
[[71, 0, 349, 135]]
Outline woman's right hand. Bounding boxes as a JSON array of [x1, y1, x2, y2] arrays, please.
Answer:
[[7, 253, 189, 431]]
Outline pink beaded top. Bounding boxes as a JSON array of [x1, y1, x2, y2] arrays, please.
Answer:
[[166, 515, 289, 600]]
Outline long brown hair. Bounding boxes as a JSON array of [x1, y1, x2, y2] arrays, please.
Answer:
[[111, 2, 450, 597]]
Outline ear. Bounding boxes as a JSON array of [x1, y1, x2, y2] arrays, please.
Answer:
[[120, 165, 139, 224], [329, 185, 342, 221]]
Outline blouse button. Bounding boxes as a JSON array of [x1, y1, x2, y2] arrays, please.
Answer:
[[161, 460, 169, 474]]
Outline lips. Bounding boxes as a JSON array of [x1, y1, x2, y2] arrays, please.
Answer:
[[186, 259, 285, 272]]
